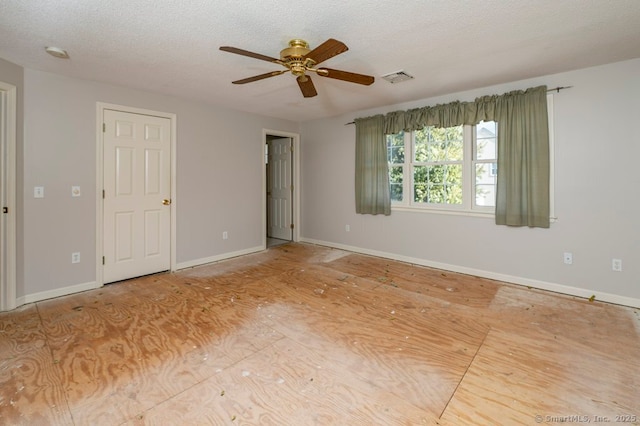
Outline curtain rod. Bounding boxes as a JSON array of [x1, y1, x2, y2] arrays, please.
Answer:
[[547, 85, 573, 93], [344, 85, 573, 125]]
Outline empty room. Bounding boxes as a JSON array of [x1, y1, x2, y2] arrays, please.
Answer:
[[1, 1, 639, 425]]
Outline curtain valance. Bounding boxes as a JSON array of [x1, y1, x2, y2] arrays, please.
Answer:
[[381, 86, 545, 133]]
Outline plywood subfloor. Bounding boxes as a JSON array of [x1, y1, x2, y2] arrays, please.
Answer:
[[1, 243, 639, 425]]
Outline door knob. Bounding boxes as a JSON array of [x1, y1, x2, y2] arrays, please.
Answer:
[[162, 199, 171, 205]]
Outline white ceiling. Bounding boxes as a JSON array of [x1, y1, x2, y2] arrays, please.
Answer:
[[2, 0, 640, 122]]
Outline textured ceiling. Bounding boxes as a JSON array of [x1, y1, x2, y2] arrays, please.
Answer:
[[2, 0, 640, 122]]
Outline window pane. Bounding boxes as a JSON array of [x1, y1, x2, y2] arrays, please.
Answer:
[[447, 139, 464, 161], [414, 164, 462, 205], [476, 121, 497, 160], [475, 163, 496, 206], [386, 132, 405, 163], [414, 125, 463, 162], [414, 130, 428, 162], [389, 166, 403, 202], [476, 120, 496, 137], [476, 138, 496, 160]]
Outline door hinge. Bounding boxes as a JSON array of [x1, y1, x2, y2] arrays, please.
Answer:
[[290, 223, 294, 229], [102, 189, 105, 199], [102, 256, 105, 265], [102, 123, 106, 133], [2, 207, 7, 214], [290, 184, 294, 190]]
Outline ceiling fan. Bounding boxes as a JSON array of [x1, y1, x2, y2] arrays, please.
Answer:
[[219, 38, 375, 98]]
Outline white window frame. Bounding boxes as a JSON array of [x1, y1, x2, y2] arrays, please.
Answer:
[[388, 93, 555, 219], [389, 124, 495, 215]]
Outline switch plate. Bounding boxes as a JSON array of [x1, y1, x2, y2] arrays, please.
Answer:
[[563, 252, 572, 265], [71, 186, 81, 197], [71, 252, 81, 264], [345, 224, 350, 232], [222, 231, 228, 240], [612, 258, 622, 272], [34, 186, 44, 198]]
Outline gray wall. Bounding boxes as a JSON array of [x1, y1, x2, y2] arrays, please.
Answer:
[[5, 57, 640, 307], [300, 58, 640, 306], [20, 68, 298, 299]]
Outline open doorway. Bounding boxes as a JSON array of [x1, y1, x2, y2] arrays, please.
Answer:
[[266, 135, 292, 247], [263, 130, 300, 249]]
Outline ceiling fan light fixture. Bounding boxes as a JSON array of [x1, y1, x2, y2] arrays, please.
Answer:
[[382, 70, 414, 84], [45, 46, 70, 59]]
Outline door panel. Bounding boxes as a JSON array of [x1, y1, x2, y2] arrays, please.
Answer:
[[103, 110, 171, 283], [115, 212, 134, 261]]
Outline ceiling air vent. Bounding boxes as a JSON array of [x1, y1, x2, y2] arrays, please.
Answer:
[[381, 70, 414, 84]]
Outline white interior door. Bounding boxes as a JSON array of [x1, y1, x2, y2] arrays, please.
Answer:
[[268, 137, 292, 240], [103, 109, 171, 283]]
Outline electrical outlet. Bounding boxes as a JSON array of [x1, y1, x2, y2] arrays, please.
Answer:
[[34, 186, 44, 198], [563, 252, 572, 265], [612, 258, 622, 272], [222, 231, 228, 240], [71, 252, 80, 264]]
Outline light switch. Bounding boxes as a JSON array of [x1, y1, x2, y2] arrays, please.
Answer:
[[72, 186, 81, 197], [34, 186, 44, 198]]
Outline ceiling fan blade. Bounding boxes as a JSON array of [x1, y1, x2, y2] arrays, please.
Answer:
[[317, 68, 375, 85], [304, 38, 348, 65], [220, 46, 281, 63], [297, 75, 317, 98], [232, 70, 287, 84]]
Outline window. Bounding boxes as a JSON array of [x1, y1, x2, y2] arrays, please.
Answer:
[[473, 121, 498, 207], [386, 121, 497, 213]]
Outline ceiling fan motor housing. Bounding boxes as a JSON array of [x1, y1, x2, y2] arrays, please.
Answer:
[[280, 39, 310, 60], [281, 39, 314, 76]]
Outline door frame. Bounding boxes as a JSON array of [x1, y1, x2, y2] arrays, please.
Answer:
[[0, 81, 17, 311], [266, 136, 293, 241], [262, 129, 300, 249], [95, 103, 177, 285]]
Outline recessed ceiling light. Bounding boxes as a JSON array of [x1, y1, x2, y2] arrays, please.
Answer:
[[45, 46, 70, 59], [381, 70, 414, 84]]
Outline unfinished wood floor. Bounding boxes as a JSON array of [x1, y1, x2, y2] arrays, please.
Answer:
[[1, 243, 639, 425]]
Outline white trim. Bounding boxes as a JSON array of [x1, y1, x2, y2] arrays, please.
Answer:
[[95, 102, 177, 287], [16, 280, 101, 306], [262, 129, 301, 249], [175, 245, 264, 270], [300, 237, 640, 309], [0, 81, 17, 311]]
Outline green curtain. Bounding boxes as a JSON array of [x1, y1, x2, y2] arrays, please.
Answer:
[[355, 85, 550, 227], [355, 115, 390, 215], [494, 87, 550, 228]]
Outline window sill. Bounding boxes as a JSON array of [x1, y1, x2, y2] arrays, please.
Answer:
[[391, 205, 558, 223], [391, 205, 495, 219]]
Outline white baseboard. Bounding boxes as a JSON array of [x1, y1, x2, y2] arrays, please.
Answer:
[[11, 246, 265, 310], [175, 245, 265, 270], [300, 238, 640, 309], [16, 280, 102, 307], [13, 242, 638, 310]]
